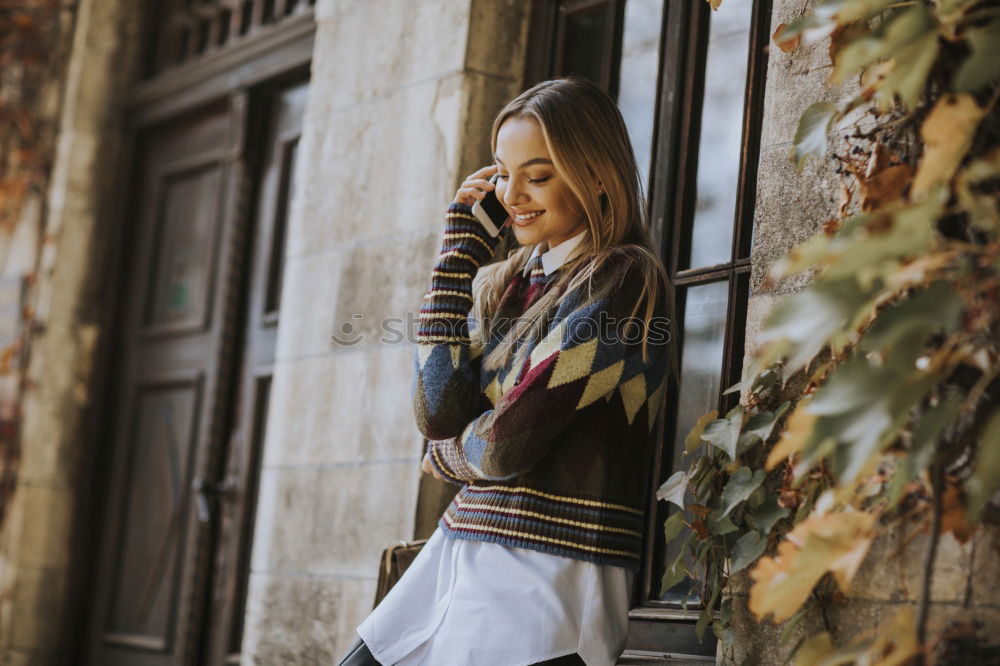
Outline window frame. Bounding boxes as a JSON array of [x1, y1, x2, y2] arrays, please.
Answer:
[[523, 0, 773, 655]]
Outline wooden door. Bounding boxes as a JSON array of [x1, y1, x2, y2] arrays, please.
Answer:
[[85, 99, 249, 666], [202, 80, 309, 666]]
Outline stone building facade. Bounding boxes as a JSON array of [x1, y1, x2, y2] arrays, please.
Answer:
[[0, 0, 995, 665]]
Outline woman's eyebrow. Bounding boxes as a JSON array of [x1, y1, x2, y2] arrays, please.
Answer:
[[494, 155, 554, 168]]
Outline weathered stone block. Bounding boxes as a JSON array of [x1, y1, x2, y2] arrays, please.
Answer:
[[969, 525, 1000, 608], [8, 566, 66, 650], [310, 0, 470, 109], [309, 460, 421, 577], [854, 525, 973, 604], [264, 345, 424, 466], [249, 461, 419, 579], [13, 483, 72, 570], [289, 74, 467, 257], [240, 571, 374, 665], [249, 466, 318, 574]]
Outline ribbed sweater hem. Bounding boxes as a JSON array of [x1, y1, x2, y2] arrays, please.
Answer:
[[439, 484, 644, 571]]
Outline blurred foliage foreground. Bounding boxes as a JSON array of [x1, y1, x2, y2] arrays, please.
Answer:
[[657, 1, 1000, 664]]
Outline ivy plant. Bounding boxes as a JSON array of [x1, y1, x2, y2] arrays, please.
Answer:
[[659, 1, 1000, 663]]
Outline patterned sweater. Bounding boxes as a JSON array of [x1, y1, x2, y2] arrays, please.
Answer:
[[413, 202, 669, 571]]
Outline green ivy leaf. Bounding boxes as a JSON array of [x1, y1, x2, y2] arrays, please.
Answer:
[[777, 0, 895, 44], [720, 597, 733, 627], [874, 30, 939, 112], [803, 357, 905, 483], [664, 510, 687, 543], [711, 621, 735, 649], [760, 278, 878, 375], [744, 402, 792, 443], [957, 150, 1000, 232], [833, 4, 935, 82], [792, 102, 838, 169], [887, 393, 961, 507], [831, 0, 897, 23], [702, 406, 745, 460], [660, 533, 692, 594], [708, 509, 740, 536], [657, 470, 689, 508], [696, 584, 722, 642], [954, 24, 1000, 92], [731, 530, 768, 573], [806, 356, 888, 416], [860, 281, 962, 370], [819, 191, 944, 288], [724, 366, 782, 396], [720, 467, 767, 517], [968, 408, 1000, 520], [750, 495, 791, 535]]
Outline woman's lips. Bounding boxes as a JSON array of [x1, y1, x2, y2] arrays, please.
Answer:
[[513, 210, 545, 226]]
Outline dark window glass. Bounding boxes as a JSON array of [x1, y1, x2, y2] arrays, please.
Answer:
[[688, 1, 754, 269], [562, 6, 611, 83], [618, 0, 664, 195]]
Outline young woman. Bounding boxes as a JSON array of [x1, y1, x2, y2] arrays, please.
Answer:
[[338, 76, 672, 666]]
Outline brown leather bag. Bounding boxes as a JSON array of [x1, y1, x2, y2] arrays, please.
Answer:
[[372, 539, 428, 608]]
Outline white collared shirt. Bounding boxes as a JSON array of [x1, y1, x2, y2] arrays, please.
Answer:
[[356, 526, 634, 666], [522, 227, 589, 277]]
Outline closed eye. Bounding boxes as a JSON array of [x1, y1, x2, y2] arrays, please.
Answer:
[[495, 173, 550, 185]]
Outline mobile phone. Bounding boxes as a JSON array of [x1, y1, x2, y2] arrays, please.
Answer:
[[471, 172, 510, 237]]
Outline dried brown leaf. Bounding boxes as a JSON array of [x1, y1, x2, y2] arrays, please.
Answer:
[[773, 23, 801, 53], [940, 485, 976, 544]]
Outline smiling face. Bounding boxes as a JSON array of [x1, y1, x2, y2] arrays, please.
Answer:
[[494, 115, 588, 249]]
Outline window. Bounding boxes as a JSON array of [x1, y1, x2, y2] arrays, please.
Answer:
[[524, 0, 771, 657]]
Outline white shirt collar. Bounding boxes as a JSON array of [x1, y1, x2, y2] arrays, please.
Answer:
[[522, 228, 588, 278]]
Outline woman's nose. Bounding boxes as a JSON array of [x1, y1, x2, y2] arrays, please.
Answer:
[[503, 181, 526, 206]]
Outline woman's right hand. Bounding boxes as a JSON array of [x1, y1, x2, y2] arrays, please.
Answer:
[[452, 164, 499, 207], [422, 451, 444, 481]]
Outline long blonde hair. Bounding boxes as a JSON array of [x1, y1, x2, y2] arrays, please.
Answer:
[[472, 76, 674, 378]]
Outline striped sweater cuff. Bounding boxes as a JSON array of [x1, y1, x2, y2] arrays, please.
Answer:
[[427, 437, 481, 485], [417, 203, 500, 342]]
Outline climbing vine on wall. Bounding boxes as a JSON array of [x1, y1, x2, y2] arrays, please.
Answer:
[[0, 0, 66, 232], [658, 0, 1000, 663], [0, 0, 69, 528]]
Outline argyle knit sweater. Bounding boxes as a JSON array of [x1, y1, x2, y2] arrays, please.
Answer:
[[413, 202, 669, 571]]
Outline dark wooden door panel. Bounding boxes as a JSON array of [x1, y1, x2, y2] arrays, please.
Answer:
[[142, 164, 225, 336], [105, 373, 203, 651], [87, 104, 245, 666]]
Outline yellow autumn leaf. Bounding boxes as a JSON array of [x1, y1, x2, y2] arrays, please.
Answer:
[[765, 400, 817, 470], [748, 510, 876, 622], [685, 410, 719, 454], [707, 0, 723, 8], [912, 93, 985, 198], [793, 607, 918, 666]]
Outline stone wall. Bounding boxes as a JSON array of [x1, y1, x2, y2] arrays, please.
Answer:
[[730, 0, 1000, 663], [0, 0, 142, 663], [238, 0, 532, 661]]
